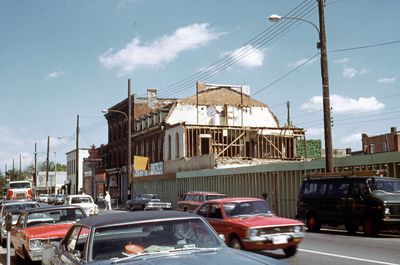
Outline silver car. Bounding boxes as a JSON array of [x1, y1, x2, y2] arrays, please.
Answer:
[[0, 200, 41, 247]]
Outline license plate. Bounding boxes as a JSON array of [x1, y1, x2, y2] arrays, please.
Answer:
[[272, 235, 288, 244]]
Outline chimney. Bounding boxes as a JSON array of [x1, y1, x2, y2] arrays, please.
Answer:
[[147, 89, 157, 100], [390, 127, 397, 133], [196, 81, 207, 92]]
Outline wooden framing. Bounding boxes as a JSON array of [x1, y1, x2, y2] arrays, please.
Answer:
[[184, 125, 305, 161]]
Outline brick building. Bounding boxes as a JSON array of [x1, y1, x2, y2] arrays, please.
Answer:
[[362, 127, 399, 154]]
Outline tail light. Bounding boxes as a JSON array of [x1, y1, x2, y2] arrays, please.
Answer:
[[7, 190, 13, 199], [27, 189, 33, 198]]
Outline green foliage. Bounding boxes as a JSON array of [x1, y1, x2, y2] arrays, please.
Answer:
[[296, 140, 322, 160]]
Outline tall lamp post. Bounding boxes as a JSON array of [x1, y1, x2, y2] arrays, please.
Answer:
[[102, 79, 132, 204], [268, 0, 333, 172]]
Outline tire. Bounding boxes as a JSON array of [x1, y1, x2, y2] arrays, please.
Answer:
[[345, 223, 358, 235], [306, 214, 321, 232], [363, 217, 379, 237], [228, 236, 243, 250], [283, 246, 297, 257], [130, 205, 134, 211], [183, 207, 188, 212]]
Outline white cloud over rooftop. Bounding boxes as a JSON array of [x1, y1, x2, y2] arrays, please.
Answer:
[[99, 23, 224, 76]]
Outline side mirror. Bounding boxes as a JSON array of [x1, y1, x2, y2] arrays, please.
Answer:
[[5, 211, 12, 231], [72, 249, 81, 259], [219, 234, 225, 242]]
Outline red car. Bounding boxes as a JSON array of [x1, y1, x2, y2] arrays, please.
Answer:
[[10, 205, 87, 263], [195, 197, 305, 257]]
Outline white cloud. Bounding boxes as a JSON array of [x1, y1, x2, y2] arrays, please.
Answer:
[[227, 45, 264, 69], [343, 67, 368, 78], [377, 77, 396, 85], [305, 127, 324, 136], [301, 94, 385, 114], [99, 23, 224, 76], [333, 58, 349, 64], [287, 57, 317, 68], [341, 132, 361, 144], [45, 71, 64, 79]]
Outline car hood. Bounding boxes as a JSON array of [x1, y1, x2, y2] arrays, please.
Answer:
[[372, 191, 400, 204], [228, 215, 303, 228], [24, 223, 74, 239], [92, 248, 285, 265]]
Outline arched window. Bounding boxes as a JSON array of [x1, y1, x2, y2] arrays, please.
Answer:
[[168, 135, 172, 160], [175, 132, 180, 158]]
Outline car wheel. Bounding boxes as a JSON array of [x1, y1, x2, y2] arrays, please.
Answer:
[[283, 246, 297, 257], [183, 207, 188, 212], [363, 217, 379, 237], [306, 214, 321, 232], [345, 223, 358, 235], [228, 236, 243, 250]]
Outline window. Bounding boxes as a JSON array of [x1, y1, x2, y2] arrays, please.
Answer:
[[369, 143, 376, 154], [175, 132, 180, 158], [197, 204, 209, 217], [168, 135, 172, 160], [65, 226, 90, 261], [209, 204, 223, 219], [303, 182, 318, 194]]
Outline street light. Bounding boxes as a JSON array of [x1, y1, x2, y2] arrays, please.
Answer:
[[268, 0, 333, 172]]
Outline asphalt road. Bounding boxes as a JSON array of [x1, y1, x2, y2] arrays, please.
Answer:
[[1, 215, 400, 265], [258, 228, 400, 265]]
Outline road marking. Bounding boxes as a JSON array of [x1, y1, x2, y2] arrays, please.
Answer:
[[299, 249, 400, 265]]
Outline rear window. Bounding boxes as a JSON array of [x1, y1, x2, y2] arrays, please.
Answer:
[[205, 194, 227, 200], [10, 182, 31, 189]]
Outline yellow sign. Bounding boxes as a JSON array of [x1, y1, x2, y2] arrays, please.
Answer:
[[133, 156, 149, 170]]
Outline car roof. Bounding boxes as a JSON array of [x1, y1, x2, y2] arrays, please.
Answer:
[[68, 194, 92, 198], [1, 200, 39, 206], [303, 175, 399, 181], [19, 205, 84, 214], [78, 210, 200, 227], [205, 197, 262, 203], [184, 191, 226, 195]]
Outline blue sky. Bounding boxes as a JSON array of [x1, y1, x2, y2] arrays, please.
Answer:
[[1, 0, 399, 170]]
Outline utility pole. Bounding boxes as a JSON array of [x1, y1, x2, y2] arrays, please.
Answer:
[[46, 136, 50, 194], [126, 79, 132, 204], [76, 114, 79, 194], [19, 154, 22, 179], [286, 101, 291, 127], [318, 0, 333, 172], [34, 142, 37, 187]]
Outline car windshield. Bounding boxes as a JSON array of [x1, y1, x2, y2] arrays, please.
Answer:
[[205, 194, 227, 200], [71, 197, 93, 204], [224, 200, 273, 217], [369, 179, 400, 193], [27, 208, 85, 227], [9, 182, 31, 189], [139, 194, 155, 200], [91, 218, 223, 261]]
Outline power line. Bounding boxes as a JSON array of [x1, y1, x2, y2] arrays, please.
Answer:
[[157, 0, 318, 98]]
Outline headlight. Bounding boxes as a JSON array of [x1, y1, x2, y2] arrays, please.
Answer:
[[293, 226, 302, 233], [384, 207, 391, 216], [29, 239, 42, 250], [248, 228, 260, 238]]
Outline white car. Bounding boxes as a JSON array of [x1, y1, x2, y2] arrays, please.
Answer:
[[64, 194, 99, 216]]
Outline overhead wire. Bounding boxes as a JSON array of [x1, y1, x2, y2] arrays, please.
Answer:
[[157, 0, 318, 98]]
